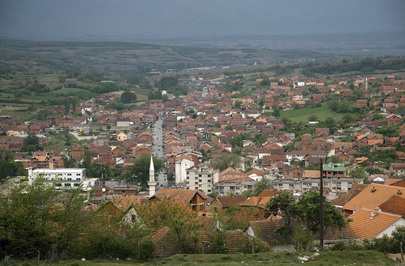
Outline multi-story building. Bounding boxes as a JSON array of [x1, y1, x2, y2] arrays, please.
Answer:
[[322, 163, 347, 179], [213, 167, 255, 196], [272, 177, 363, 194], [185, 164, 219, 194], [27, 168, 91, 190]]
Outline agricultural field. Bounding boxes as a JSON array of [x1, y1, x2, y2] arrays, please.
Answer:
[[280, 104, 347, 123]]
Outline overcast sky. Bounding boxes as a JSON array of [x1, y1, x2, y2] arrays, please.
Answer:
[[0, 0, 404, 41]]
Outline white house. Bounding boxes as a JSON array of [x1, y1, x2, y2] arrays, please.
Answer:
[[175, 156, 195, 185]]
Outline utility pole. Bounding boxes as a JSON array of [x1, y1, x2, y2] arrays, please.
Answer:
[[320, 158, 324, 251]]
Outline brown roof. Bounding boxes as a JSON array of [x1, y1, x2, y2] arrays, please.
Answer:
[[111, 195, 141, 211], [153, 188, 207, 202], [214, 195, 247, 208], [379, 195, 405, 217], [342, 184, 405, 212], [331, 184, 368, 207], [248, 218, 284, 244], [348, 208, 403, 239], [219, 167, 253, 183], [258, 189, 277, 198]]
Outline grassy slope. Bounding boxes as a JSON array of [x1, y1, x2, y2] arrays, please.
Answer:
[[38, 250, 397, 265], [280, 103, 346, 123]]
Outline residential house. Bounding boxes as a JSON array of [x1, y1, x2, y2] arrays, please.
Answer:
[[211, 195, 247, 212], [151, 188, 208, 212], [348, 208, 405, 239], [214, 167, 255, 196]]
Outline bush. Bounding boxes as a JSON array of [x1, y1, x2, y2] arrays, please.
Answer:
[[139, 238, 155, 261], [330, 241, 346, 251]]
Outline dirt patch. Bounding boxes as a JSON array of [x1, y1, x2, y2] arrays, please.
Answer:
[[387, 253, 404, 262]]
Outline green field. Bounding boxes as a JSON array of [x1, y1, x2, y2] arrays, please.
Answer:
[[50, 87, 96, 98], [280, 104, 347, 123]]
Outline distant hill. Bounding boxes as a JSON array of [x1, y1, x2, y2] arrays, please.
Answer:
[[0, 40, 337, 74]]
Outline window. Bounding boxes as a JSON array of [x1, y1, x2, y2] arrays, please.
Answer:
[[131, 214, 136, 222], [76, 173, 81, 176]]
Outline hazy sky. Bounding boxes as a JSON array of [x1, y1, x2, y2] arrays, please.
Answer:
[[0, 0, 404, 41]]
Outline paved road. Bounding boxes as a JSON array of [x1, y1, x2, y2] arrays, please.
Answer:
[[152, 117, 167, 188]]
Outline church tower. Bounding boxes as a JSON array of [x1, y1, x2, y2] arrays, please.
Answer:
[[148, 155, 157, 197]]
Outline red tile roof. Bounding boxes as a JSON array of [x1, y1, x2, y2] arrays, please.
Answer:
[[348, 208, 403, 239]]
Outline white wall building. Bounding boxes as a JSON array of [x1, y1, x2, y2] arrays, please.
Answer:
[[185, 164, 219, 194], [27, 168, 92, 190], [175, 157, 195, 184]]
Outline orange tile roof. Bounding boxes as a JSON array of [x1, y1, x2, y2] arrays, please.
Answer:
[[385, 179, 402, 186], [348, 208, 403, 239], [342, 184, 405, 212], [245, 168, 265, 177], [379, 195, 405, 217], [331, 184, 368, 207], [239, 196, 271, 208], [302, 170, 321, 179]]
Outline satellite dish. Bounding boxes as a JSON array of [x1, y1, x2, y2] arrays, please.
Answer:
[[102, 187, 106, 193]]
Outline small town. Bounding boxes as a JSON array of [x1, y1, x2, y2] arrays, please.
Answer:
[[2, 62, 405, 263], [1, 1, 405, 265]]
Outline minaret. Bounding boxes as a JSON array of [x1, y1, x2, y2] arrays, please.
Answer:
[[365, 77, 368, 91], [148, 155, 157, 197]]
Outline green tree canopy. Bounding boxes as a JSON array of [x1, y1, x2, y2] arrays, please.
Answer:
[[295, 191, 346, 234], [21, 134, 43, 152], [210, 153, 242, 172], [0, 180, 87, 259], [120, 91, 137, 103], [125, 154, 164, 187]]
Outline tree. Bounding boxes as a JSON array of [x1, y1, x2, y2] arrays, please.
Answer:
[[267, 191, 297, 239], [252, 133, 267, 146], [295, 191, 345, 235], [349, 167, 368, 183], [308, 115, 318, 121], [273, 105, 281, 118], [125, 154, 164, 187], [210, 153, 242, 171], [21, 134, 43, 152], [0, 180, 87, 260], [252, 177, 272, 196], [120, 91, 137, 103], [64, 98, 70, 114], [137, 200, 200, 254], [267, 191, 345, 243]]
